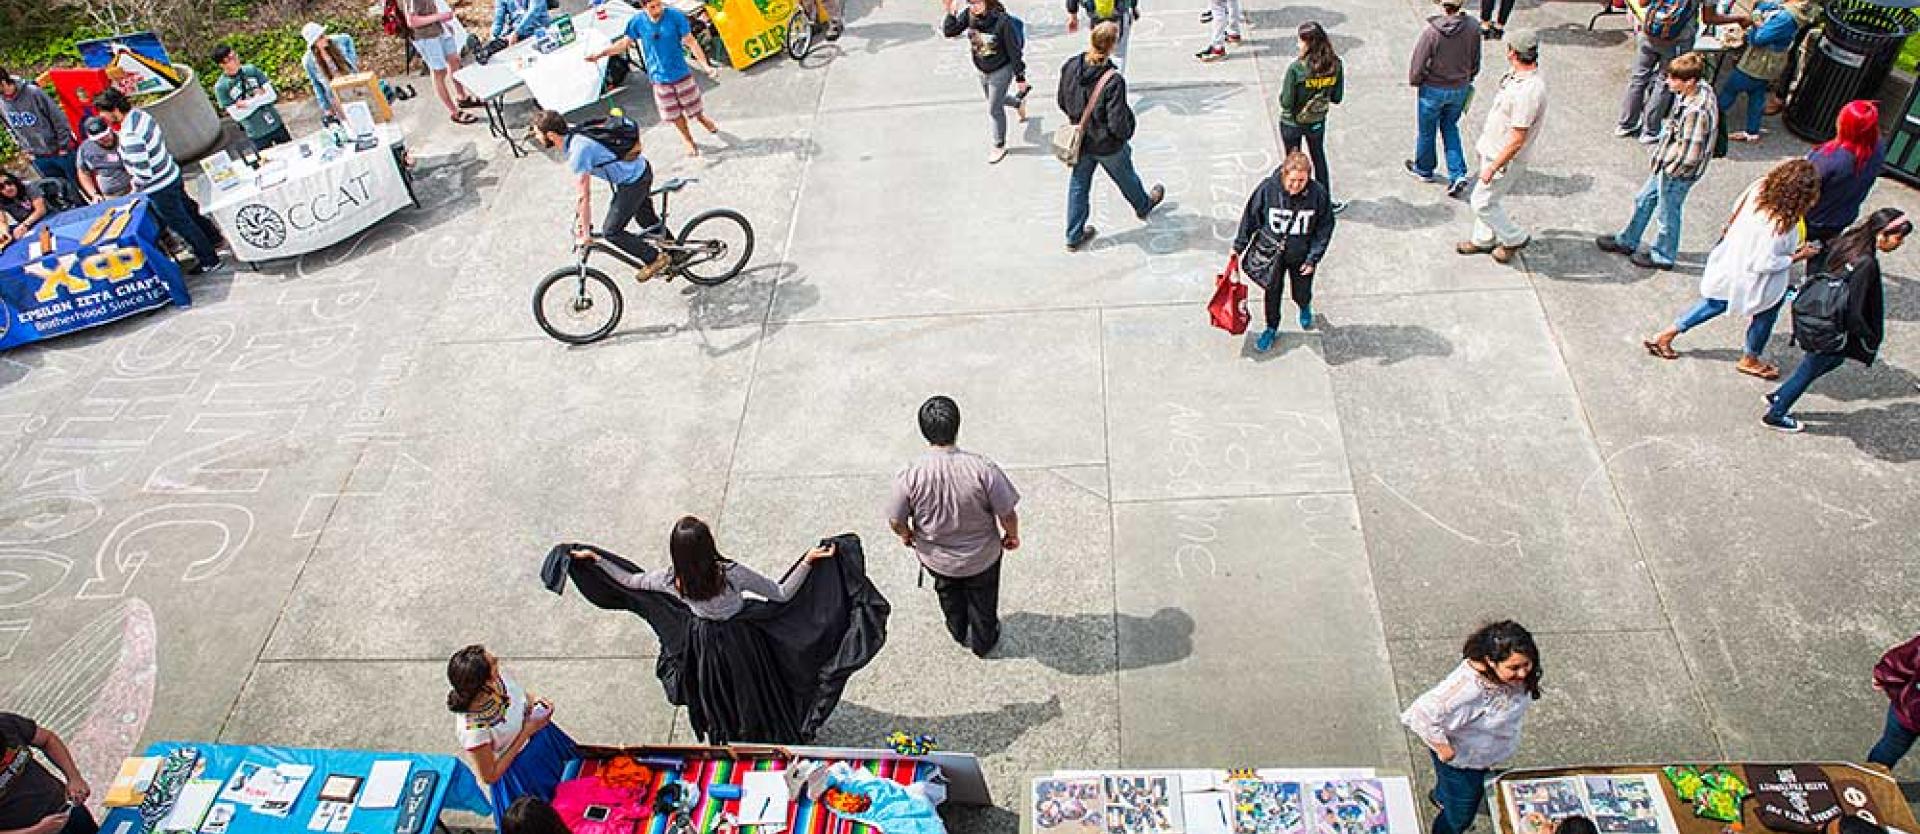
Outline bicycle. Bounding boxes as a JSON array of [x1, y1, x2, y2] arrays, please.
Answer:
[[532, 177, 755, 344], [784, 0, 843, 60]]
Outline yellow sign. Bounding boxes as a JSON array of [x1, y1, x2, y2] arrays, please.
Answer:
[[29, 244, 149, 303], [703, 0, 794, 69]]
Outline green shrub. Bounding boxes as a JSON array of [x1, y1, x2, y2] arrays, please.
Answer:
[[193, 17, 369, 102]]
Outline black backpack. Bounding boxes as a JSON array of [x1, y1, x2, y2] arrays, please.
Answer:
[[1790, 261, 1855, 354], [568, 116, 642, 162]]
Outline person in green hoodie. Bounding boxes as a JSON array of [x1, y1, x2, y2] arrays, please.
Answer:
[[1278, 21, 1345, 213]]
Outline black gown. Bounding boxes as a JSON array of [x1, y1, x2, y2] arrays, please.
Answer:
[[540, 533, 891, 745]]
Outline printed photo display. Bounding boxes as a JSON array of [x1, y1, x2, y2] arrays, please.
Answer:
[[1502, 776, 1679, 834], [1035, 778, 1107, 834]]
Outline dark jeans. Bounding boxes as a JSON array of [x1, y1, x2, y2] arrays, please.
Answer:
[[1280, 121, 1330, 197], [930, 558, 1002, 657], [252, 125, 294, 149], [1481, 0, 1515, 26], [1065, 143, 1152, 244], [31, 152, 79, 190], [1430, 751, 1489, 834], [1673, 297, 1782, 359], [1767, 351, 1846, 421], [148, 178, 221, 265], [1261, 259, 1314, 329], [1868, 702, 1917, 768], [603, 167, 661, 263]]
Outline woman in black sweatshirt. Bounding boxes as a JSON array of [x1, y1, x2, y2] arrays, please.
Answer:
[[1232, 151, 1335, 353], [1058, 21, 1165, 250], [942, 0, 1028, 164], [1762, 207, 1908, 432]]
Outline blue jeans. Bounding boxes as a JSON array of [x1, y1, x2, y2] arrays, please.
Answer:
[[1430, 751, 1489, 834], [1414, 86, 1470, 183], [1717, 69, 1770, 135], [1767, 351, 1846, 420], [1066, 143, 1152, 244], [31, 151, 79, 189], [1868, 702, 1917, 768], [1616, 173, 1695, 266], [147, 179, 221, 264], [1674, 297, 1782, 358]]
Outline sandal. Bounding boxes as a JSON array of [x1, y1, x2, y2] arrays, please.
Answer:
[[1738, 362, 1781, 380], [450, 110, 479, 124], [457, 96, 485, 109], [1643, 340, 1678, 360]]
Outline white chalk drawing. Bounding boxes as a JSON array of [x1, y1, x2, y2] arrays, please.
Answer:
[[0, 550, 74, 609], [143, 409, 306, 493], [77, 503, 255, 599], [0, 598, 157, 814], [1371, 474, 1525, 559], [0, 493, 104, 546]]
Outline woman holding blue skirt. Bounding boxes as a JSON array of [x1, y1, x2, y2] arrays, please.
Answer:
[[446, 645, 577, 826]]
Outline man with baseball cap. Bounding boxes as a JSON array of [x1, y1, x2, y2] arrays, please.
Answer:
[[74, 117, 132, 203], [1458, 28, 1546, 265]]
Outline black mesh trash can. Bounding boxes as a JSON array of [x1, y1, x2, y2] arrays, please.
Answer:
[[1785, 0, 1920, 142]]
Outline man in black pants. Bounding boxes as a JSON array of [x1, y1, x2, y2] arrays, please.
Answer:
[[0, 712, 97, 834], [530, 110, 671, 280], [886, 396, 1022, 657]]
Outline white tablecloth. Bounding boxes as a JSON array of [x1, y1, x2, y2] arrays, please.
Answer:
[[203, 126, 412, 262], [456, 3, 640, 113]]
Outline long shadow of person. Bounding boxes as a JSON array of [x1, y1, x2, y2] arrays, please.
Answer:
[[816, 695, 1067, 758], [994, 608, 1196, 675], [1796, 402, 1920, 463]]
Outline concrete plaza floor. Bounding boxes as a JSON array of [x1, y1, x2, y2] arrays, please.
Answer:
[[2, 0, 1918, 829]]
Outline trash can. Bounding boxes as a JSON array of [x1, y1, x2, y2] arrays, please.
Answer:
[[1786, 0, 1920, 142]]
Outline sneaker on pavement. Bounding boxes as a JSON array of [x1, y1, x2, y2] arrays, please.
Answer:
[[1067, 226, 1098, 251], [1226, 32, 1242, 44], [988, 145, 1007, 164], [188, 256, 224, 276], [1596, 235, 1632, 255], [1331, 200, 1348, 215], [636, 252, 673, 282], [1762, 414, 1804, 433], [1298, 305, 1313, 330], [1614, 125, 1638, 137], [1138, 184, 1166, 219], [1255, 328, 1277, 353], [1638, 132, 1661, 145], [1196, 46, 1227, 62], [1404, 160, 1437, 183], [1446, 178, 1470, 198], [825, 20, 843, 39], [1199, 8, 1212, 22], [1629, 251, 1673, 270]]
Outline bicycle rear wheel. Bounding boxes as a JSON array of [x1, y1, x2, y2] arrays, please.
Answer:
[[676, 209, 755, 286], [785, 9, 814, 60], [533, 266, 624, 344]]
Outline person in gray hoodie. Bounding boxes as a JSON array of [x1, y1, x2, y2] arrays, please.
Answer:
[[0, 69, 77, 189], [1405, 0, 1480, 197]]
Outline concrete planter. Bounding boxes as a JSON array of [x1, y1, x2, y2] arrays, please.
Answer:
[[144, 64, 223, 164]]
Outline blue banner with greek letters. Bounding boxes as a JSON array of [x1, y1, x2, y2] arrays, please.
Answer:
[[0, 195, 190, 351]]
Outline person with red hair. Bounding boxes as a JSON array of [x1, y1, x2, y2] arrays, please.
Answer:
[[1804, 99, 1885, 271]]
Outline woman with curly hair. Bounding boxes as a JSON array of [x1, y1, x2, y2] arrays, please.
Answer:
[[1643, 159, 1821, 379]]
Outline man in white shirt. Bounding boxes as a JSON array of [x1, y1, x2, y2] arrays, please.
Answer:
[[1456, 29, 1545, 266]]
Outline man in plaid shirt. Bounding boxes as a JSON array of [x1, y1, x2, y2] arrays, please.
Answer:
[[1596, 52, 1717, 270]]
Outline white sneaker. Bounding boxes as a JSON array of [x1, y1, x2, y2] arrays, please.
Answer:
[[988, 145, 1007, 164]]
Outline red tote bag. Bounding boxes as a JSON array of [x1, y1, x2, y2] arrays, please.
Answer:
[[1208, 254, 1249, 335]]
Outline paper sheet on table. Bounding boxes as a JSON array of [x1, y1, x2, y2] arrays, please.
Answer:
[[361, 761, 411, 809], [517, 30, 612, 113], [738, 770, 791, 825], [159, 780, 221, 833], [1182, 792, 1231, 834]]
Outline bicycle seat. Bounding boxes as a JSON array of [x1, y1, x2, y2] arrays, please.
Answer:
[[651, 176, 696, 196]]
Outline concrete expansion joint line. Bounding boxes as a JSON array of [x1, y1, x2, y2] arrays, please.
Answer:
[[255, 654, 663, 664], [1109, 488, 1356, 505]]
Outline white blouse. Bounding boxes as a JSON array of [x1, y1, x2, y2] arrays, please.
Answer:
[[1700, 184, 1803, 317], [453, 673, 527, 756]]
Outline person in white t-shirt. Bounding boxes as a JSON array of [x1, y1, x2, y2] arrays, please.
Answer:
[[445, 645, 577, 827], [1457, 29, 1545, 265]]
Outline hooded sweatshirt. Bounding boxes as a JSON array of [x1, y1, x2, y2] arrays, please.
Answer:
[[1233, 175, 1335, 282], [1056, 52, 1134, 158], [0, 81, 74, 158], [1408, 12, 1482, 89], [942, 7, 1026, 80]]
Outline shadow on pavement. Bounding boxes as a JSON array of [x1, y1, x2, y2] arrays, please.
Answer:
[[1509, 168, 1594, 198], [1321, 321, 1456, 366], [1881, 273, 1920, 322], [1518, 229, 1660, 284], [1796, 402, 1920, 463], [997, 607, 1196, 675], [1535, 21, 1631, 48], [941, 804, 1018, 834], [1336, 196, 1453, 232], [818, 695, 1066, 758]]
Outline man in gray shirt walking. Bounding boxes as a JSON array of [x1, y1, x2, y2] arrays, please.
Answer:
[[886, 396, 1021, 657]]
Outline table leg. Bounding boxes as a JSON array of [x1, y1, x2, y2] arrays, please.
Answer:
[[500, 101, 526, 158]]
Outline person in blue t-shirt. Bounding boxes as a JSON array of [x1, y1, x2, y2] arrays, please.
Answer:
[[588, 0, 723, 157], [531, 109, 672, 281]]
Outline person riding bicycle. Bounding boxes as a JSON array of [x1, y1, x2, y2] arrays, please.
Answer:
[[531, 109, 672, 282], [806, 0, 844, 40]]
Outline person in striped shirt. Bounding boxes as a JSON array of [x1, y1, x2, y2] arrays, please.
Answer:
[[92, 88, 224, 274], [1596, 52, 1717, 271]]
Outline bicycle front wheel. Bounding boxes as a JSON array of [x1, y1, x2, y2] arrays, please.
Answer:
[[677, 210, 755, 286], [533, 265, 624, 344], [785, 9, 814, 60]]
